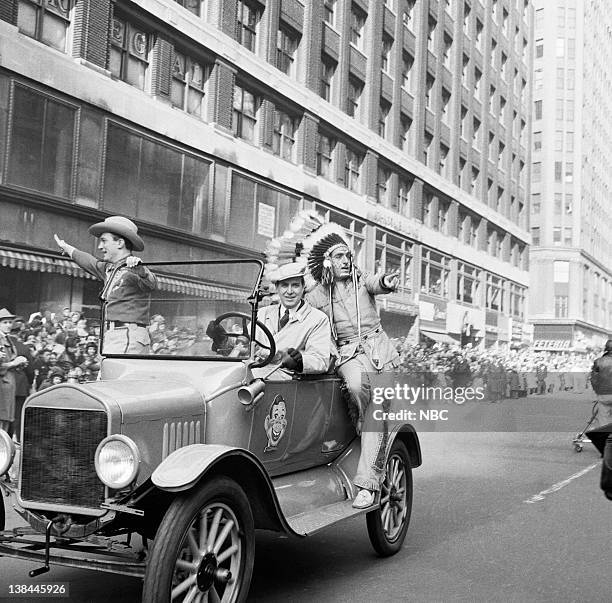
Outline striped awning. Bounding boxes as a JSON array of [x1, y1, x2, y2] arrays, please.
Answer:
[[155, 274, 247, 301], [0, 247, 96, 280]]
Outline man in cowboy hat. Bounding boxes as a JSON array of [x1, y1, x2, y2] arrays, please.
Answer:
[[304, 227, 400, 509], [54, 216, 157, 355], [207, 262, 332, 379], [0, 308, 29, 434]]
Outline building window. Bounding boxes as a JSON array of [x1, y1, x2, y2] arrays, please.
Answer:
[[554, 161, 562, 182], [423, 131, 433, 166], [566, 100, 574, 122], [473, 117, 481, 149], [324, 0, 336, 26], [272, 109, 297, 161], [232, 84, 258, 143], [399, 114, 412, 151], [344, 147, 363, 192], [565, 162, 573, 183], [350, 4, 367, 50], [564, 227, 573, 246], [470, 166, 480, 194], [236, 0, 260, 52], [533, 162, 541, 182], [320, 56, 336, 101], [7, 84, 76, 198], [421, 249, 450, 297], [485, 275, 504, 312], [403, 0, 416, 29], [425, 75, 435, 109], [394, 175, 412, 216], [109, 16, 149, 90], [531, 227, 540, 246], [535, 100, 542, 120], [104, 123, 210, 232], [457, 262, 480, 305], [475, 19, 483, 50], [439, 144, 449, 178], [401, 52, 414, 90], [347, 76, 363, 118], [534, 131, 542, 152], [531, 193, 541, 214], [554, 193, 562, 214], [474, 67, 482, 99], [171, 52, 207, 118], [277, 25, 300, 76], [442, 34, 453, 69], [376, 166, 391, 205], [438, 199, 449, 234], [441, 88, 451, 124], [173, 0, 203, 16], [375, 230, 413, 291], [17, 0, 72, 52], [317, 132, 335, 180], [555, 296, 568, 318], [427, 17, 437, 52], [378, 101, 391, 138], [382, 35, 393, 73]]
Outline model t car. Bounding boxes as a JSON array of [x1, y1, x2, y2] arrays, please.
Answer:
[[0, 260, 421, 602]]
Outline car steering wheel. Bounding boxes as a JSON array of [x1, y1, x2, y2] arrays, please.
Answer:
[[212, 312, 276, 368]]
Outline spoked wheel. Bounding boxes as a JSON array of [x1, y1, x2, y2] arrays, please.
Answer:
[[366, 439, 413, 557], [142, 477, 254, 603]]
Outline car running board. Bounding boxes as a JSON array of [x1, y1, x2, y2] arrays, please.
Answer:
[[286, 499, 379, 536]]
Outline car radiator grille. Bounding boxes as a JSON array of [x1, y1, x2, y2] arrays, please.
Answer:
[[21, 407, 107, 508]]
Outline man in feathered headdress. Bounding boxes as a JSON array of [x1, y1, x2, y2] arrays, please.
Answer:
[[304, 222, 400, 509]]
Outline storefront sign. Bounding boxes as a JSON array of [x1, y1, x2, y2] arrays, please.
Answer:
[[367, 207, 418, 240], [257, 203, 276, 238], [533, 340, 572, 351]]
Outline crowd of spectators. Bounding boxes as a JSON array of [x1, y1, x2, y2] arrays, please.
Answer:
[[8, 308, 101, 394], [391, 339, 597, 401], [8, 308, 599, 402]]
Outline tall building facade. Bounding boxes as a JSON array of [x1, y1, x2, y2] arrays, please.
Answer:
[[529, 0, 612, 352], [0, 0, 530, 346]]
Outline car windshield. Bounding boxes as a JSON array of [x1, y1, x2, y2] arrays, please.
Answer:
[[100, 260, 264, 359]]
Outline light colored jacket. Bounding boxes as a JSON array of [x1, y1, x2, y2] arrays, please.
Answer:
[[306, 271, 399, 370], [257, 300, 332, 374]]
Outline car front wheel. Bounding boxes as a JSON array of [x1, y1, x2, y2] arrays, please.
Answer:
[[142, 476, 255, 603], [366, 439, 413, 557]]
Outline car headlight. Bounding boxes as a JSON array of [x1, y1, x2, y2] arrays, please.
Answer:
[[0, 429, 15, 476], [95, 435, 140, 489]]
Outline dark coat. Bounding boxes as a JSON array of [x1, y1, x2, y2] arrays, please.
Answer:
[[590, 352, 612, 395], [8, 335, 34, 398]]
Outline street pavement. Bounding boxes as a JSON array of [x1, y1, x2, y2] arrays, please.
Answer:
[[1, 391, 609, 602]]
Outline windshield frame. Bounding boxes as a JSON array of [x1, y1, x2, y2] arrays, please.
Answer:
[[98, 258, 265, 361]]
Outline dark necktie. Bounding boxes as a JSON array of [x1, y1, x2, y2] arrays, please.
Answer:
[[279, 308, 290, 330]]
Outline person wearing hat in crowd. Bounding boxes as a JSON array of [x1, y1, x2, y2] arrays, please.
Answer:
[[8, 317, 34, 442], [207, 262, 332, 379], [0, 309, 30, 434], [303, 221, 400, 509], [54, 216, 157, 355]]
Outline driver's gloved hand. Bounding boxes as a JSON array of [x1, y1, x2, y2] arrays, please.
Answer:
[[206, 321, 227, 352], [280, 348, 303, 372]]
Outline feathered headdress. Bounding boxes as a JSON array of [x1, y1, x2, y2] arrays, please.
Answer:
[[263, 209, 324, 288], [264, 210, 352, 288], [302, 222, 351, 286]]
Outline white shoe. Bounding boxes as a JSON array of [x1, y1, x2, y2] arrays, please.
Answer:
[[352, 489, 375, 509]]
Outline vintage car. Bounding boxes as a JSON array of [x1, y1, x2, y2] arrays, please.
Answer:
[[0, 259, 422, 602]]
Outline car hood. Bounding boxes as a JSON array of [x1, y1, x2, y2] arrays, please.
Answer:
[[28, 359, 249, 423]]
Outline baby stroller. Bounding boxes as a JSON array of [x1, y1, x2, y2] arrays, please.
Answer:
[[572, 399, 599, 452], [573, 398, 612, 453]]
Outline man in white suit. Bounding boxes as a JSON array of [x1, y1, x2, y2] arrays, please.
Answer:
[[254, 262, 332, 379]]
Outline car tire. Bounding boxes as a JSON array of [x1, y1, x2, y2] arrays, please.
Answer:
[[142, 476, 255, 603], [366, 439, 413, 557]]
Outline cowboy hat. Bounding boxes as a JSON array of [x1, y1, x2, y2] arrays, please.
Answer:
[[0, 308, 16, 321], [88, 216, 144, 251]]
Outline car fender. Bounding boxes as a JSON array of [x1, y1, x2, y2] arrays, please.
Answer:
[[390, 424, 422, 468], [151, 444, 296, 534]]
